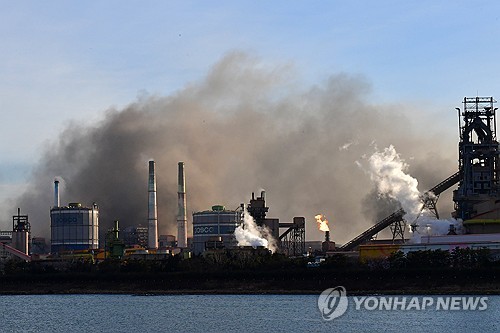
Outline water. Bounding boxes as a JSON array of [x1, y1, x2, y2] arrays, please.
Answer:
[[1, 294, 499, 333]]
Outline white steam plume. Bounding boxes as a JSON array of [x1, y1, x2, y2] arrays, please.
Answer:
[[234, 206, 277, 252], [364, 145, 421, 222], [410, 217, 463, 243], [360, 145, 462, 241]]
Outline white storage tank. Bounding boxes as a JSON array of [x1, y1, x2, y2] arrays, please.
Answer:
[[192, 205, 241, 254], [50, 202, 99, 253]]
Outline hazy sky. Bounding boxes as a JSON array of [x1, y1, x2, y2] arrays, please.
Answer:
[[1, 1, 500, 238]]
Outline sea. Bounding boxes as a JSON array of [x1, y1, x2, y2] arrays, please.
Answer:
[[1, 294, 499, 333]]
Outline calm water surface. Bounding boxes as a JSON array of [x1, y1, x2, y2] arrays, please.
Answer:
[[1, 294, 499, 332]]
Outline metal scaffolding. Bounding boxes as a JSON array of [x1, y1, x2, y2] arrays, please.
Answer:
[[279, 217, 305, 257]]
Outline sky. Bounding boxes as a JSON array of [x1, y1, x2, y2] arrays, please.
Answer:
[[1, 1, 500, 241]]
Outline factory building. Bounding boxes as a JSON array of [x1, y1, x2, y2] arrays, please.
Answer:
[[192, 205, 242, 254], [247, 191, 306, 256], [11, 208, 30, 255], [0, 209, 32, 261], [31, 237, 47, 254], [50, 202, 99, 253], [159, 234, 176, 248], [122, 225, 149, 247], [0, 231, 11, 244]]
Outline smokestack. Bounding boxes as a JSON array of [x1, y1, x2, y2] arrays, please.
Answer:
[[148, 160, 158, 249], [113, 220, 119, 240], [54, 180, 60, 207], [325, 230, 330, 242], [177, 162, 187, 248]]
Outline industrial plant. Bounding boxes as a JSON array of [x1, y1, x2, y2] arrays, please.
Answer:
[[343, 97, 500, 261], [2, 97, 500, 267]]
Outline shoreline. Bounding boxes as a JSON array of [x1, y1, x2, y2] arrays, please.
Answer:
[[2, 283, 500, 296], [2, 290, 499, 296]]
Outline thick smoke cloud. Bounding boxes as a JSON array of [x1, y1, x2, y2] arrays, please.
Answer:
[[12, 52, 458, 243]]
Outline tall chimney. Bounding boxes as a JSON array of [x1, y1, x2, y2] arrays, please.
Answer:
[[148, 160, 158, 249], [177, 162, 187, 248], [54, 180, 60, 207]]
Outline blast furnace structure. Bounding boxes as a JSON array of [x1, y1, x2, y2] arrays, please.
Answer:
[[453, 97, 500, 232]]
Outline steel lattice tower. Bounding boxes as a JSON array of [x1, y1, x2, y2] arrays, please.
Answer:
[[453, 97, 500, 220]]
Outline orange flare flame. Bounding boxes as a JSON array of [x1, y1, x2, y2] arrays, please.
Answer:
[[315, 214, 330, 232]]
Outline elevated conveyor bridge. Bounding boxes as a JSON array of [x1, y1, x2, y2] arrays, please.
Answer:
[[339, 172, 460, 251]]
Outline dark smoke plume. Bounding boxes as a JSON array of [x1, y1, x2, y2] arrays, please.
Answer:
[[13, 52, 458, 243]]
